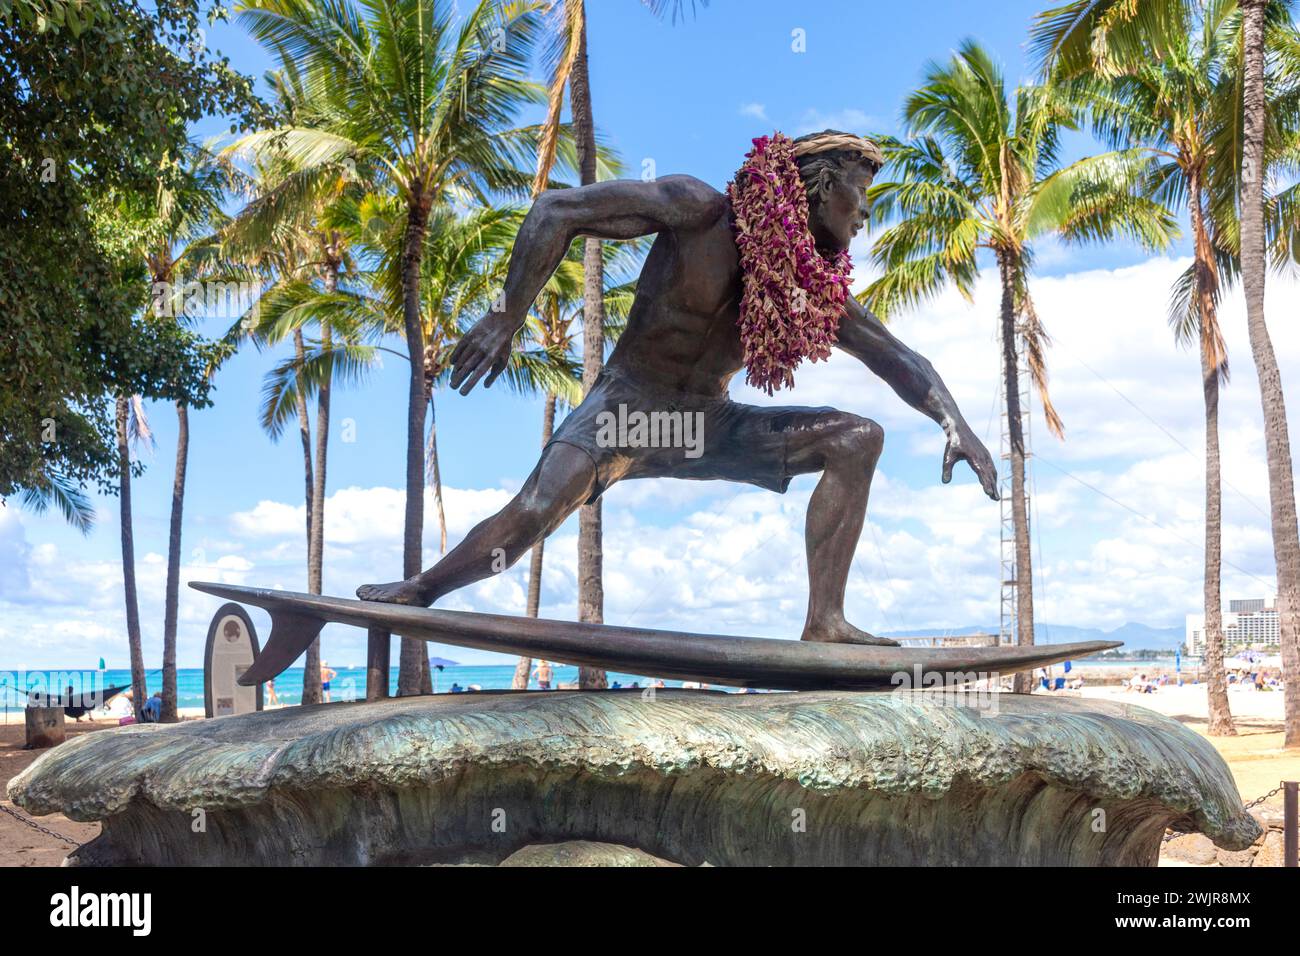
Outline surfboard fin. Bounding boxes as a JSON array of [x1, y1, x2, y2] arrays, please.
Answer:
[[237, 609, 326, 686]]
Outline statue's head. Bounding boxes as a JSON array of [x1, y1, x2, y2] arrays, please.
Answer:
[[793, 130, 883, 252]]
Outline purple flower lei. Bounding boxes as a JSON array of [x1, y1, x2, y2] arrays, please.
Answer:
[[726, 132, 854, 394]]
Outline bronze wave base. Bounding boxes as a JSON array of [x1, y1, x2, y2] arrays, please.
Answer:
[[7, 689, 1258, 866]]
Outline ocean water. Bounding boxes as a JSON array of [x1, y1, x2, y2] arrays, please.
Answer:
[[1, 656, 1156, 713], [0, 665, 694, 711]]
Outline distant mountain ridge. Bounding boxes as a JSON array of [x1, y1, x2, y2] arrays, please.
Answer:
[[880, 621, 1185, 651]]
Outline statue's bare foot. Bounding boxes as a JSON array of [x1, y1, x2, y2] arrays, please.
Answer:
[[356, 578, 432, 607], [801, 619, 900, 647]]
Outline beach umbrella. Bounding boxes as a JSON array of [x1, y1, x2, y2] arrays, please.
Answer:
[[1063, 660, 1071, 673], [428, 656, 458, 694]]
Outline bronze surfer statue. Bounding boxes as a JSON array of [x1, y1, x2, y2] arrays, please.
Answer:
[[356, 130, 999, 647]]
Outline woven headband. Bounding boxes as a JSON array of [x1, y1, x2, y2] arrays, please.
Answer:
[[791, 132, 883, 169]]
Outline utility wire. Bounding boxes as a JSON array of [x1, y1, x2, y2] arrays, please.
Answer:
[[1036, 454, 1276, 592], [1052, 333, 1270, 521]]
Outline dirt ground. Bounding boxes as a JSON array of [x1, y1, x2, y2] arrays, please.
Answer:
[[1181, 718, 1300, 806], [0, 719, 109, 866]]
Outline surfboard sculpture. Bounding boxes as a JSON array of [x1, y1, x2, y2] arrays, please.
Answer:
[[190, 582, 1119, 692]]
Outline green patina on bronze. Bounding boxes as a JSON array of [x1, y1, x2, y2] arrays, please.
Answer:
[[8, 690, 1259, 866]]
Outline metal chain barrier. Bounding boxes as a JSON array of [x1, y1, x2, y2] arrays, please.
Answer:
[[1242, 785, 1283, 812], [1163, 783, 1284, 843], [0, 802, 82, 848]]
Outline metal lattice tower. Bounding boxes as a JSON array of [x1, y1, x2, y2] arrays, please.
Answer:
[[998, 328, 1032, 647]]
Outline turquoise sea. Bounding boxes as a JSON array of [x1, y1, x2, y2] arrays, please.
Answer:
[[1, 656, 1153, 713], [0, 665, 695, 711]]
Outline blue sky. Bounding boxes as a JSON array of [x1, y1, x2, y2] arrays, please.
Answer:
[[2, 0, 1295, 670]]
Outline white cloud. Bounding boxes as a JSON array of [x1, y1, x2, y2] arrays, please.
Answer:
[[739, 102, 769, 122], [795, 107, 884, 137]]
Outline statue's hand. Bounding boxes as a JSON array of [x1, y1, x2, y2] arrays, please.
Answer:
[[942, 423, 999, 500], [449, 316, 515, 395]]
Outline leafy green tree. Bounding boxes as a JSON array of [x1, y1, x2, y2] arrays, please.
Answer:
[[864, 41, 1175, 690], [0, 0, 264, 519]]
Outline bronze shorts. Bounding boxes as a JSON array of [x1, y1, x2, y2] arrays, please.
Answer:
[[547, 366, 832, 504]]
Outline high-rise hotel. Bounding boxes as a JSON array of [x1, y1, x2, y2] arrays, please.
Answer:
[[1185, 597, 1281, 655]]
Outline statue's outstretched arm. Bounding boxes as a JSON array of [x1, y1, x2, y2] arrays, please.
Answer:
[[836, 297, 999, 498], [449, 175, 725, 394]]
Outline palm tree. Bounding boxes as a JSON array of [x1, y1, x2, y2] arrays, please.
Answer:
[[147, 144, 238, 722], [97, 144, 234, 722], [115, 394, 153, 720], [223, 87, 368, 703], [1083, 17, 1239, 734], [1071, 4, 1300, 734], [217, 187, 325, 698], [1240, 0, 1300, 746], [1031, 0, 1300, 744], [274, 193, 584, 692], [864, 42, 1176, 692], [16, 469, 95, 532], [530, 0, 704, 688], [238, 0, 562, 695]]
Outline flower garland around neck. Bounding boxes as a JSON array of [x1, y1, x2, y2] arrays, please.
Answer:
[[726, 132, 854, 394]]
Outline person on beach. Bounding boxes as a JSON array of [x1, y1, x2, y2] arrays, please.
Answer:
[[320, 660, 337, 703], [532, 660, 554, 691], [142, 692, 162, 722], [266, 678, 279, 706]]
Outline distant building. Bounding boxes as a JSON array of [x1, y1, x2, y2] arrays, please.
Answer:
[[894, 633, 999, 648], [1185, 596, 1280, 655]]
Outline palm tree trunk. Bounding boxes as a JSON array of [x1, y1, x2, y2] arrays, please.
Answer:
[[303, 302, 333, 705], [569, 3, 607, 690], [1200, 344, 1236, 735], [303, 264, 338, 705], [293, 329, 318, 705], [998, 254, 1035, 694], [1188, 175, 1235, 736], [161, 400, 188, 723], [427, 389, 448, 554], [1240, 0, 1300, 746], [420, 386, 446, 697], [513, 391, 558, 689], [399, 195, 432, 696], [116, 395, 146, 720]]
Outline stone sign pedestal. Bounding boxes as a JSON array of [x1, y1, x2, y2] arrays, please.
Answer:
[[24, 706, 65, 750]]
